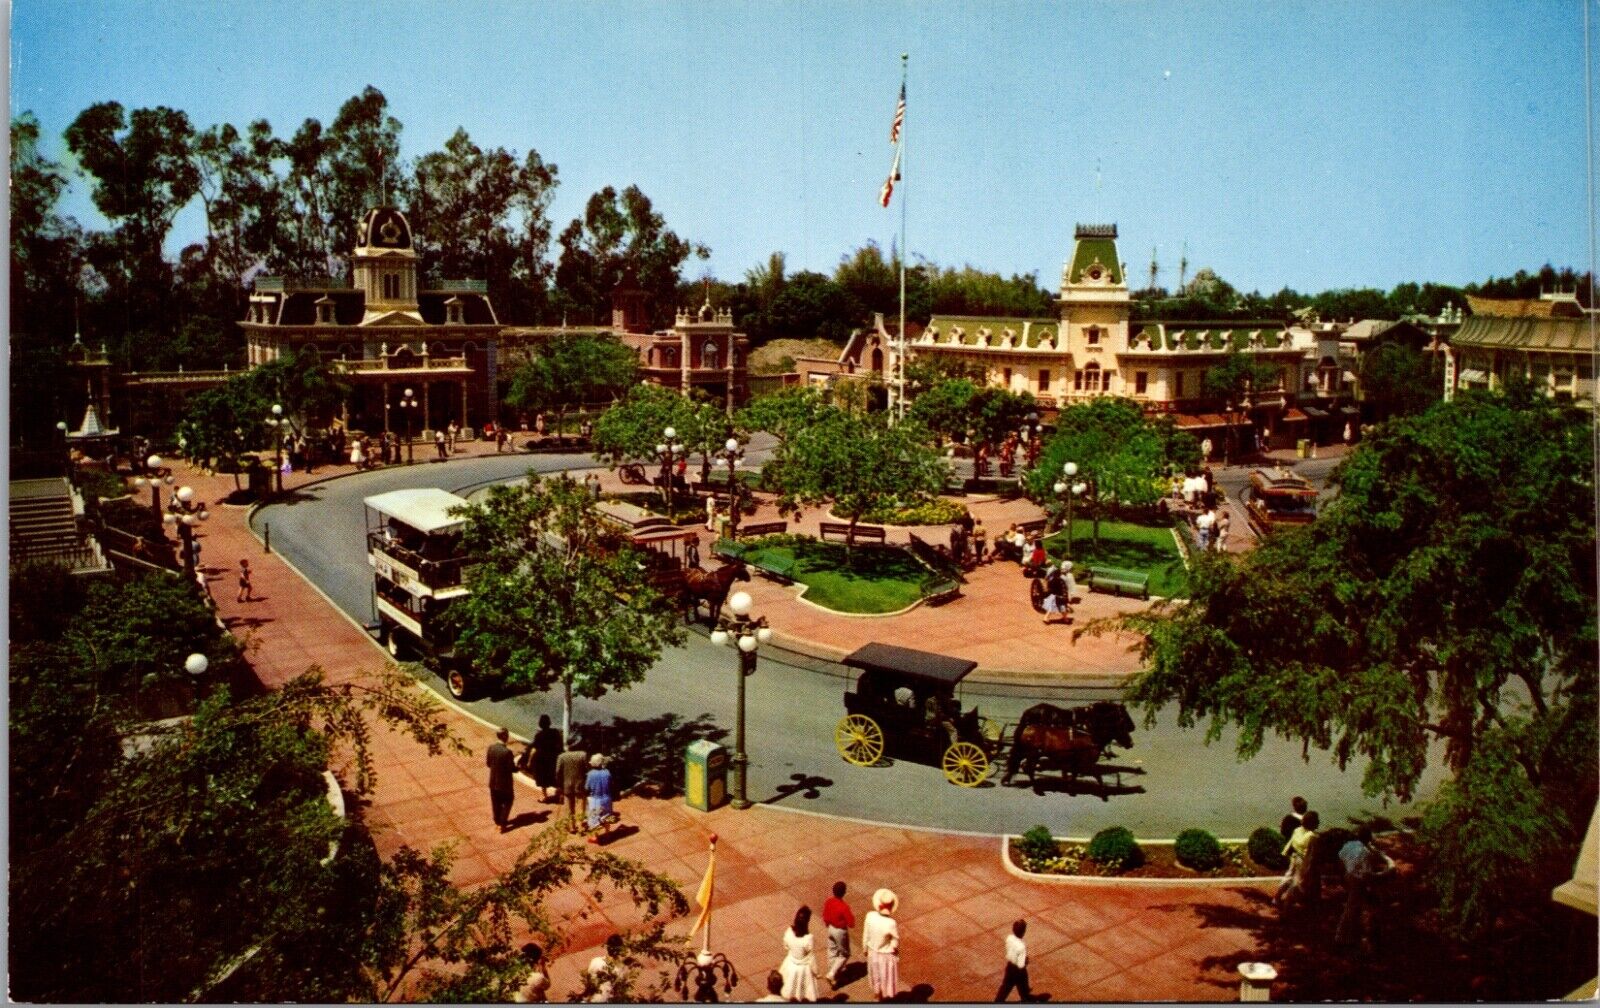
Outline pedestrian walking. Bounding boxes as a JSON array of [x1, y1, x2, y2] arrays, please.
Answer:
[[530, 714, 563, 802], [972, 518, 988, 564], [447, 420, 459, 451], [487, 727, 516, 833], [236, 558, 254, 602], [189, 536, 202, 570], [996, 919, 1032, 1002], [755, 970, 787, 1002], [497, 427, 509, 452], [435, 429, 448, 459], [1280, 795, 1308, 843], [778, 905, 819, 1001], [685, 538, 700, 569], [556, 739, 589, 830], [1195, 507, 1215, 550], [705, 495, 718, 531], [822, 880, 855, 989], [1216, 510, 1231, 551], [948, 524, 967, 567], [513, 943, 550, 1003], [862, 888, 899, 1002], [584, 752, 615, 842], [349, 440, 365, 470], [586, 934, 622, 1002], [1274, 809, 1320, 908], [1335, 826, 1394, 951]]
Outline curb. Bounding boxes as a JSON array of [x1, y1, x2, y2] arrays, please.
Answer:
[[999, 835, 1281, 888]]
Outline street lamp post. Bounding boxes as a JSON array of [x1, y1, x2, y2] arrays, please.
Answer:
[[269, 403, 286, 494], [1052, 461, 1087, 557], [164, 485, 209, 581], [1022, 411, 1041, 471], [134, 455, 171, 518], [399, 388, 419, 464], [709, 590, 772, 810], [656, 426, 684, 520], [714, 436, 744, 538]]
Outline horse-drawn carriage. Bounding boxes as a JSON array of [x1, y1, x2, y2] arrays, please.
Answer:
[[832, 643, 1137, 792]]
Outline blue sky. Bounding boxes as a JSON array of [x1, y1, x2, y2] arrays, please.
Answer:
[[11, 0, 1594, 295]]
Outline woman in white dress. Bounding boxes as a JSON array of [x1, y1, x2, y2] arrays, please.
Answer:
[[778, 905, 818, 1001], [862, 888, 900, 1002]]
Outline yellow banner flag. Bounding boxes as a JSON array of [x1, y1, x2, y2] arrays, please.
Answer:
[[687, 834, 717, 945]]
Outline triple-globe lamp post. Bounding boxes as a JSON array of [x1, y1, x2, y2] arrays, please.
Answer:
[[399, 388, 419, 464], [163, 485, 210, 581], [268, 403, 287, 494], [709, 590, 772, 810], [713, 436, 744, 537], [656, 426, 685, 520], [133, 455, 172, 518], [1052, 461, 1088, 558]]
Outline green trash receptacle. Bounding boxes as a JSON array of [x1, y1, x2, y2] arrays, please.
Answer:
[[1296, 438, 1311, 459], [684, 740, 728, 812]]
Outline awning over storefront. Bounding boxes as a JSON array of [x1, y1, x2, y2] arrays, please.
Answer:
[[1339, 406, 1360, 417], [1458, 368, 1487, 384], [1282, 408, 1309, 422], [1302, 406, 1329, 419]]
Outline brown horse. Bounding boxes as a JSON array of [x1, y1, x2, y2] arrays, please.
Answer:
[[682, 559, 751, 625], [1001, 701, 1135, 791]]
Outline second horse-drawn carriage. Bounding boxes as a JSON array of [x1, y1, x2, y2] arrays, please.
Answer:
[[833, 643, 1137, 792]]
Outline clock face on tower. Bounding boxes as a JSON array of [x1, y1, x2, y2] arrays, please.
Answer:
[[1087, 266, 1103, 281]]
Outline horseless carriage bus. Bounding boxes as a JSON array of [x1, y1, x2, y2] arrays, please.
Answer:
[[1243, 467, 1319, 537], [364, 488, 475, 698], [834, 643, 1138, 792]]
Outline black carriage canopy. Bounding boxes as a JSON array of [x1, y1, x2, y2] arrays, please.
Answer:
[[843, 643, 978, 688]]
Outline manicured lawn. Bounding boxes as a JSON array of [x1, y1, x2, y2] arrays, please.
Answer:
[[742, 540, 931, 614], [1043, 518, 1189, 598]]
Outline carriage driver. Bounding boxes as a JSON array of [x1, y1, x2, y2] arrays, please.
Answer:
[[924, 693, 960, 747]]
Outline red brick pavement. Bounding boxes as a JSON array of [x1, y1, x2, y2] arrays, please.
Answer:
[[153, 440, 1270, 1002]]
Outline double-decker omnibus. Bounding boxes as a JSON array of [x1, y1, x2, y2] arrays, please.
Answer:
[[364, 488, 475, 697]]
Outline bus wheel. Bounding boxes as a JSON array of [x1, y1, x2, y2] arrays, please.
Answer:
[[447, 668, 474, 701], [385, 627, 407, 660]]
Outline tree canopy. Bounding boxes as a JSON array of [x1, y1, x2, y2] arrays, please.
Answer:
[[1115, 387, 1596, 938], [1359, 341, 1443, 421], [554, 184, 708, 327], [505, 330, 638, 424], [447, 474, 686, 736]]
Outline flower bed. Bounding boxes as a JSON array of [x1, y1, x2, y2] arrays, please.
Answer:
[[1009, 834, 1278, 879]]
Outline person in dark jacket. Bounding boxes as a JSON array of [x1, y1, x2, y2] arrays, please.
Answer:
[[487, 727, 517, 832], [531, 714, 563, 803]]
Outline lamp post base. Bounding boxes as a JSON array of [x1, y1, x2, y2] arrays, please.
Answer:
[[730, 753, 751, 809]]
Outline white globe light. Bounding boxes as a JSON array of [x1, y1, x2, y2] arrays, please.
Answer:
[[1064, 461, 1078, 477], [756, 625, 773, 644], [147, 455, 162, 468], [1053, 481, 1067, 494], [163, 475, 174, 485], [710, 629, 729, 647], [728, 591, 753, 616], [738, 634, 757, 653], [271, 403, 283, 416], [198, 509, 210, 522], [655, 443, 667, 455], [725, 438, 739, 452], [176, 486, 195, 503], [56, 420, 68, 431], [162, 512, 177, 525], [404, 388, 414, 398], [181, 514, 198, 526], [663, 426, 676, 440], [184, 653, 209, 676], [134, 476, 149, 489], [1073, 482, 1088, 495]]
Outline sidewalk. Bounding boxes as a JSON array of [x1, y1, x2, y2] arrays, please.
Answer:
[[155, 443, 1270, 1002]]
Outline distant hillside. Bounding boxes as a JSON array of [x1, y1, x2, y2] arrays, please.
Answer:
[[749, 338, 842, 375]]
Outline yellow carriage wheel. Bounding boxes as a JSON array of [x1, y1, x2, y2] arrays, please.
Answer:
[[942, 741, 990, 787], [835, 714, 885, 767]]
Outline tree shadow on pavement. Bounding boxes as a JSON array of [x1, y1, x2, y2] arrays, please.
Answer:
[[1169, 860, 1598, 1002], [763, 772, 833, 805], [572, 713, 728, 799]]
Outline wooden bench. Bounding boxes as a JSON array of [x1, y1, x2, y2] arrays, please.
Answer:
[[1085, 565, 1150, 600], [735, 520, 788, 539], [818, 521, 886, 544], [713, 538, 795, 584], [919, 574, 962, 606], [1016, 518, 1049, 537]]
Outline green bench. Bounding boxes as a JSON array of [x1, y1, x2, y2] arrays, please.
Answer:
[[919, 574, 962, 606], [713, 539, 796, 584], [1085, 565, 1150, 600]]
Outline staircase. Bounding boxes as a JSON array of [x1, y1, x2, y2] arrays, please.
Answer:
[[10, 478, 111, 574]]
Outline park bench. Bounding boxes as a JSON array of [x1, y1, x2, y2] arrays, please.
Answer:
[[918, 573, 962, 606], [735, 519, 788, 539], [819, 521, 886, 544], [1016, 518, 1048, 537], [1085, 565, 1150, 600], [712, 538, 796, 584]]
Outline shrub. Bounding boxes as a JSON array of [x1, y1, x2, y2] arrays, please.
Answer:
[[1017, 825, 1058, 864], [1087, 826, 1144, 872], [1174, 828, 1223, 872], [74, 467, 127, 502], [860, 498, 967, 526], [1248, 826, 1289, 871]]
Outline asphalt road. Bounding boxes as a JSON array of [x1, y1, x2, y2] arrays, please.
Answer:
[[255, 449, 1444, 838]]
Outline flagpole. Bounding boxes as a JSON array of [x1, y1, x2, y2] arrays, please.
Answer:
[[896, 53, 909, 423]]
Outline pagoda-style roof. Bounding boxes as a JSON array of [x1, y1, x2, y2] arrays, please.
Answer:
[[1452, 315, 1595, 353]]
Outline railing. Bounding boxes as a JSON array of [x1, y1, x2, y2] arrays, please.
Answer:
[[335, 356, 469, 373], [368, 533, 465, 590], [254, 275, 351, 292]]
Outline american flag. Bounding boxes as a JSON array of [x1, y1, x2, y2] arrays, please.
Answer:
[[880, 147, 901, 208], [889, 82, 905, 144]]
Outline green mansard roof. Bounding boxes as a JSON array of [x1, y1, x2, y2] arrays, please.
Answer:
[[1067, 236, 1123, 285]]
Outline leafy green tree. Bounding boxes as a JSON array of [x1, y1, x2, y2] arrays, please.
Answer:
[[592, 383, 698, 466], [762, 410, 948, 547], [924, 262, 1054, 318], [1359, 341, 1443, 421], [1312, 285, 1393, 322], [967, 386, 1038, 456], [505, 331, 638, 429], [409, 127, 559, 324], [733, 385, 833, 446], [1202, 351, 1281, 460], [64, 102, 199, 265], [447, 475, 686, 736], [759, 269, 862, 343], [1115, 388, 1596, 939], [241, 344, 352, 435], [554, 185, 707, 327], [834, 241, 899, 315], [1025, 397, 1189, 544], [907, 377, 976, 445], [323, 86, 409, 257]]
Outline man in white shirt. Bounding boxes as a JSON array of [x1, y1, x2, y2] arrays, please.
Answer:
[[1195, 506, 1216, 550], [996, 918, 1032, 1002]]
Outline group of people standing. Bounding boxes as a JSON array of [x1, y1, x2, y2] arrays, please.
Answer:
[[484, 717, 619, 843], [1273, 795, 1395, 954]]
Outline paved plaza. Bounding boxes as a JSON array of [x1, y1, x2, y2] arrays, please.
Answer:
[[162, 438, 1288, 1001]]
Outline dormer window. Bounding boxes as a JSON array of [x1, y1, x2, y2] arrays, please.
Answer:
[[445, 298, 464, 324], [316, 298, 334, 325], [1086, 326, 1101, 346]]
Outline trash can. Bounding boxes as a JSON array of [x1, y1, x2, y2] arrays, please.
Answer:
[[1296, 438, 1311, 459], [684, 739, 728, 812], [246, 459, 272, 497]]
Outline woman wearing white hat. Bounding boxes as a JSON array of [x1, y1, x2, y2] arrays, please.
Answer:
[[862, 888, 899, 1001]]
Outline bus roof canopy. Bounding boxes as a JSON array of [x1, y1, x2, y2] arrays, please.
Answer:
[[363, 488, 471, 534]]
